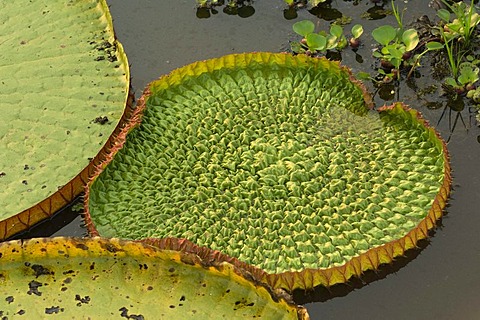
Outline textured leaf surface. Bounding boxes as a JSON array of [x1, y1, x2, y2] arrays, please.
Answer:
[[0, 237, 308, 319], [0, 0, 131, 239], [85, 53, 450, 290]]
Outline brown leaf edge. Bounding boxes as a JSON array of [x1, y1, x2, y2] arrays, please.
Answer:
[[0, 1, 134, 240], [0, 236, 310, 320], [83, 53, 450, 291]]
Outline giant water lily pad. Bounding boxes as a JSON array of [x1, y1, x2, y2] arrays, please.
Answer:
[[85, 53, 450, 290], [0, 0, 132, 239], [0, 237, 308, 319]]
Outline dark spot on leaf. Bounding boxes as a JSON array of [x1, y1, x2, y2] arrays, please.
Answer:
[[75, 294, 91, 306], [63, 277, 72, 284], [180, 295, 186, 301], [101, 243, 122, 253], [31, 264, 53, 278], [119, 307, 144, 320], [169, 305, 175, 309], [95, 56, 105, 61], [75, 243, 89, 251], [119, 307, 128, 317], [5, 296, 13, 303], [20, 40, 27, 45], [17, 310, 25, 315], [90, 263, 95, 270], [27, 280, 43, 296], [24, 164, 29, 170], [94, 116, 109, 125], [139, 264, 148, 270], [22, 180, 28, 185], [168, 268, 175, 273], [0, 172, 5, 178], [45, 306, 63, 314]]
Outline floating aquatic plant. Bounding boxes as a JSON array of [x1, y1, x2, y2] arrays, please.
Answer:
[[0, 0, 132, 239], [0, 237, 308, 319], [85, 52, 450, 291]]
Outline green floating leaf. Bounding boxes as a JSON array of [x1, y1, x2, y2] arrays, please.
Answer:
[[351, 24, 364, 39], [356, 71, 371, 80], [0, 0, 131, 239], [85, 53, 450, 291], [293, 20, 315, 37], [437, 8, 451, 22], [402, 29, 419, 52], [0, 237, 308, 319], [330, 24, 343, 39], [372, 25, 397, 46], [306, 33, 327, 51], [426, 41, 444, 51]]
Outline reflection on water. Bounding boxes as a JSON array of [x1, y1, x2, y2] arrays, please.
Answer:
[[8, 197, 86, 240], [293, 235, 431, 304], [196, 0, 255, 19]]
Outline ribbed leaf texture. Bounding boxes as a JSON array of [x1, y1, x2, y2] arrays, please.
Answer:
[[85, 53, 451, 291]]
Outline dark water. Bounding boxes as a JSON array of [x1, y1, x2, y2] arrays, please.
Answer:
[[18, 1, 480, 319]]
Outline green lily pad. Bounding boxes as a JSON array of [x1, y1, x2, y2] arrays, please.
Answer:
[[0, 237, 308, 319], [0, 0, 132, 239], [85, 53, 450, 291]]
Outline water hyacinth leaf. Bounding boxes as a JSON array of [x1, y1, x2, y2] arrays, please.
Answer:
[[372, 25, 397, 46], [402, 29, 419, 52], [0, 0, 131, 239], [426, 41, 444, 51], [0, 237, 309, 319], [306, 33, 327, 51], [351, 24, 363, 39], [85, 53, 450, 291], [437, 8, 450, 22], [330, 24, 343, 39], [293, 20, 315, 37]]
